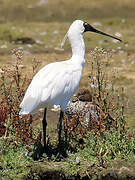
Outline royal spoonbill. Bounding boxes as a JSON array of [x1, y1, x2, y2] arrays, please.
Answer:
[[19, 20, 122, 150]]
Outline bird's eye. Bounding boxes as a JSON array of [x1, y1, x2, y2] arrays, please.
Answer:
[[83, 22, 88, 27]]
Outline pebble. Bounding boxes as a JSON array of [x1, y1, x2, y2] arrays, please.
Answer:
[[40, 32, 47, 36], [92, 22, 102, 27], [0, 44, 7, 49], [53, 30, 59, 34], [115, 32, 122, 38]]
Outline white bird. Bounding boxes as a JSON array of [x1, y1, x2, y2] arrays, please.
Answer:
[[19, 20, 121, 150]]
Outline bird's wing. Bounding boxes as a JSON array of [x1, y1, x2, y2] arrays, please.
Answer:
[[20, 61, 81, 114], [40, 61, 79, 107], [20, 62, 58, 114]]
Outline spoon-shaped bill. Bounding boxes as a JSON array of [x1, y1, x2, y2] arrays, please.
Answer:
[[84, 23, 122, 42]]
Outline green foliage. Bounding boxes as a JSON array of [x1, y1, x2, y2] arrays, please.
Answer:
[[0, 49, 41, 179], [82, 130, 135, 163], [0, 49, 42, 145], [0, 137, 33, 179], [64, 128, 134, 178], [0, 25, 23, 42], [0, 48, 134, 179], [62, 47, 135, 177]]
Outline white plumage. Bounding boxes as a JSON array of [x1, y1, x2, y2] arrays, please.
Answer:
[[19, 20, 121, 149], [20, 20, 85, 115], [20, 61, 83, 114]]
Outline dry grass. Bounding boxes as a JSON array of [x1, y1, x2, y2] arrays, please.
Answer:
[[0, 0, 135, 23], [0, 50, 134, 128]]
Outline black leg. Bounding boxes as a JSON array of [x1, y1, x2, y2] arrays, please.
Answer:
[[57, 110, 64, 144], [42, 108, 47, 150]]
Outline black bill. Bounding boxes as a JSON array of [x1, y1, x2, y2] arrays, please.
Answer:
[[84, 22, 122, 42]]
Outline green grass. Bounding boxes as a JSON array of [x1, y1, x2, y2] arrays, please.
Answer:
[[0, 137, 33, 179], [0, 128, 134, 179], [0, 18, 135, 54], [0, 0, 135, 54]]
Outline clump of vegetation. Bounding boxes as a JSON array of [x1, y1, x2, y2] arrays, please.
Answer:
[[0, 49, 32, 142], [63, 48, 128, 146], [0, 48, 134, 179], [0, 25, 24, 42], [62, 47, 135, 177], [0, 49, 42, 178]]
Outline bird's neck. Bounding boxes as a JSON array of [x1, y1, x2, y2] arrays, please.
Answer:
[[69, 33, 85, 65]]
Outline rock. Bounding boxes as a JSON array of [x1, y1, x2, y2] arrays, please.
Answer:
[[92, 21, 102, 27], [112, 39, 119, 43], [37, 0, 49, 6], [0, 44, 7, 49], [14, 37, 35, 44], [53, 30, 59, 34], [40, 32, 47, 36], [54, 47, 64, 51], [99, 161, 135, 180], [35, 39, 43, 44], [115, 32, 122, 38], [65, 100, 102, 124], [65, 89, 103, 123]]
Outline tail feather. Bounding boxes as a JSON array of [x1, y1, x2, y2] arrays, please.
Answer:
[[19, 95, 39, 115], [19, 109, 30, 115]]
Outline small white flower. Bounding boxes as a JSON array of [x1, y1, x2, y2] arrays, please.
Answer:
[[75, 157, 80, 164]]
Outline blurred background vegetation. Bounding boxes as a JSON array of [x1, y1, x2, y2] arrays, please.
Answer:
[[0, 0, 134, 22]]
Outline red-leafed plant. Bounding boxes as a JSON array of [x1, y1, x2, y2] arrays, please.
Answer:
[[0, 49, 41, 145]]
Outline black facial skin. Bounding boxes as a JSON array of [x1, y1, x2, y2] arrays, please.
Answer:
[[83, 22, 122, 42]]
